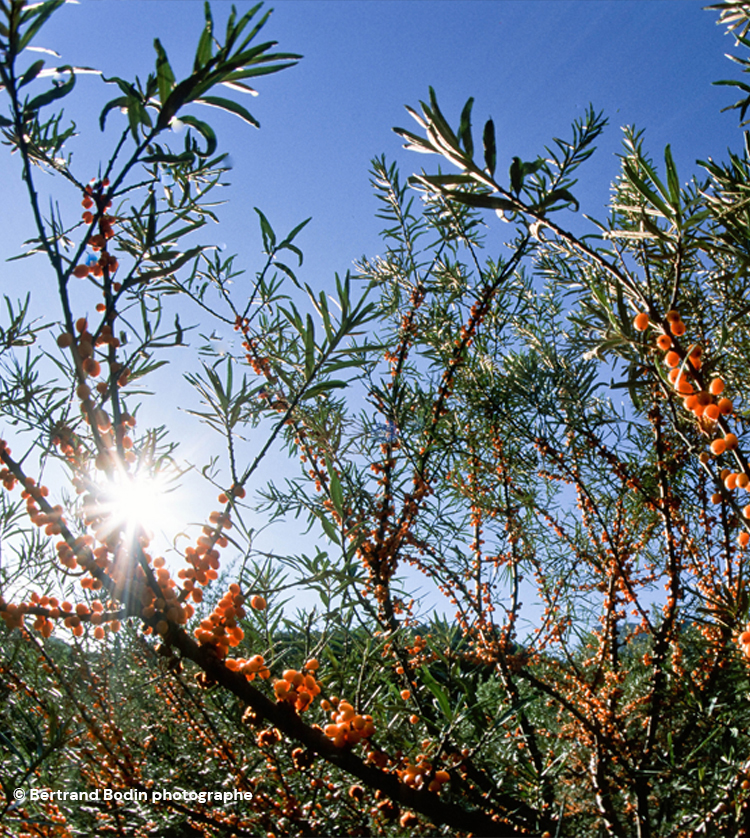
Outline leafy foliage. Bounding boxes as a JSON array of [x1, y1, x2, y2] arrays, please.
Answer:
[[5, 2, 750, 837]]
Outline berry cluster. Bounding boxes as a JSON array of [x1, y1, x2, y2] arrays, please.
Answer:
[[634, 308, 749, 546], [193, 583, 247, 657], [273, 660, 321, 712], [72, 179, 119, 280], [397, 756, 450, 793], [225, 654, 271, 681], [321, 697, 375, 747]]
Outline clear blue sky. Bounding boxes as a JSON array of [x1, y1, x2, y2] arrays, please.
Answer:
[[1, 0, 743, 289], [0, 0, 745, 616]]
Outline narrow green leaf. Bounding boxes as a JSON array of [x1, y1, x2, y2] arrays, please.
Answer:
[[623, 161, 673, 220], [23, 66, 74, 114], [427, 86, 460, 151], [442, 189, 517, 213], [220, 60, 299, 81], [541, 187, 580, 212], [180, 114, 217, 157], [145, 191, 157, 249], [18, 59, 45, 88], [637, 155, 672, 205], [458, 96, 474, 158], [319, 513, 340, 545], [154, 38, 175, 105], [195, 95, 259, 127], [300, 380, 348, 400], [483, 118, 496, 177], [415, 174, 476, 188], [283, 216, 312, 245], [420, 667, 452, 721], [393, 125, 434, 154], [142, 148, 195, 165], [194, 0, 214, 70], [131, 245, 203, 283], [281, 242, 303, 266], [17, 0, 64, 52], [100, 95, 128, 131], [327, 462, 344, 518], [510, 156, 522, 194], [274, 261, 301, 287], [235, 5, 270, 53], [304, 313, 315, 378], [254, 207, 276, 251], [614, 282, 629, 334], [125, 95, 142, 140], [664, 144, 680, 206]]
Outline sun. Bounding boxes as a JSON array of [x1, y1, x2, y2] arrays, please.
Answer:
[[94, 467, 178, 545]]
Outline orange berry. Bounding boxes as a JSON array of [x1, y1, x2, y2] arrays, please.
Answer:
[[656, 334, 672, 351], [57, 332, 74, 348], [75, 317, 87, 333], [704, 403, 720, 421], [740, 532, 750, 549], [251, 595, 266, 611], [274, 680, 290, 699], [710, 378, 725, 396], [675, 378, 693, 396], [671, 320, 686, 336], [718, 398, 734, 415], [72, 264, 90, 278], [726, 433, 739, 450], [305, 658, 320, 671], [666, 310, 681, 322], [285, 670, 304, 688], [82, 358, 101, 377], [633, 312, 650, 332], [738, 473, 749, 489], [400, 812, 419, 828], [665, 351, 680, 369], [348, 784, 365, 801], [711, 439, 727, 456], [400, 689, 411, 701]]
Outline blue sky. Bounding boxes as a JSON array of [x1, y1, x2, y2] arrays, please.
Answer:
[[1, 0, 744, 289], [0, 0, 746, 617]]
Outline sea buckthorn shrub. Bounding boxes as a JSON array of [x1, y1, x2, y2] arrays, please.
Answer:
[[8, 1, 750, 837]]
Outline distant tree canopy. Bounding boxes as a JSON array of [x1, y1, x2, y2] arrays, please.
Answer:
[[6, 1, 750, 836]]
